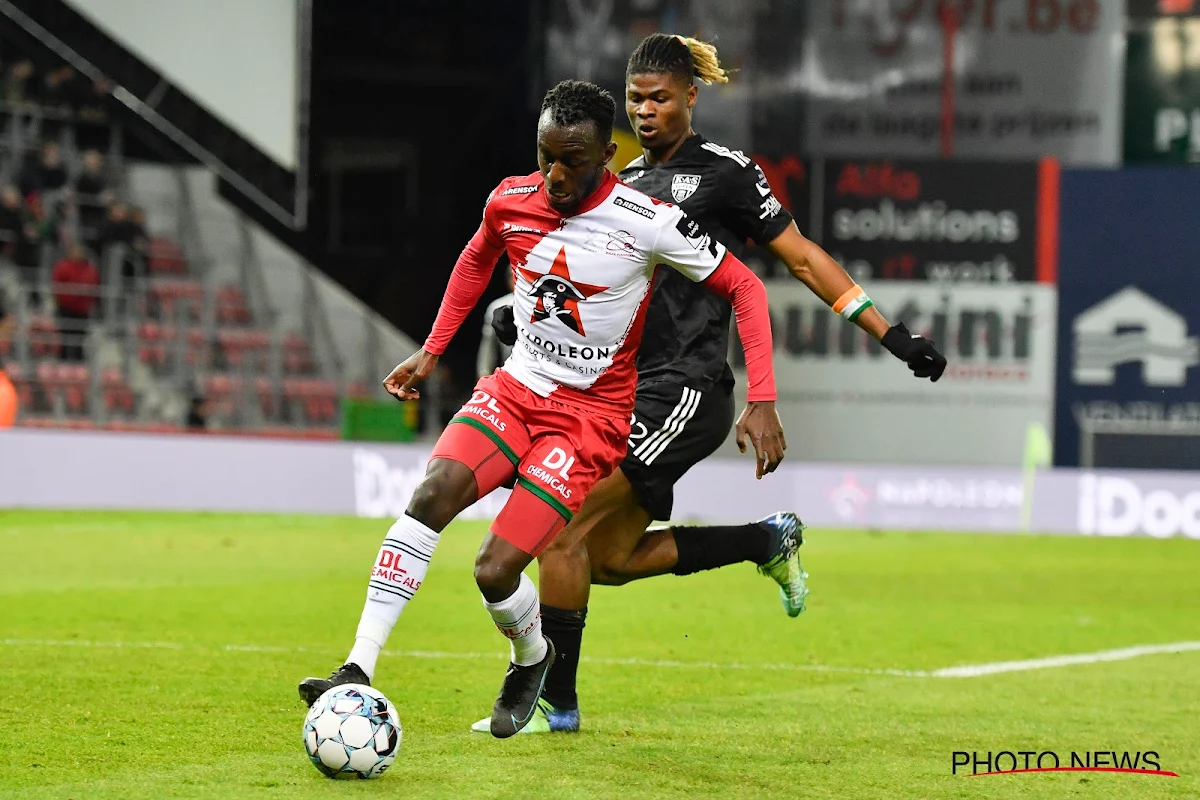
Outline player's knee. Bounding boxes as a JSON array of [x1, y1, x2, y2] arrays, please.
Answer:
[[473, 549, 520, 599], [406, 459, 477, 532], [590, 556, 635, 586]]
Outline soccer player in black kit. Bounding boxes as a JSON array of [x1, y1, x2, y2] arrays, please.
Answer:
[[471, 34, 947, 734]]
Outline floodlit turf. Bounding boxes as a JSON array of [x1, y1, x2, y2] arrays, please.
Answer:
[[0, 510, 1197, 799]]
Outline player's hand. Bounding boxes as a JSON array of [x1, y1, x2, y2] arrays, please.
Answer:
[[881, 322, 947, 381], [735, 401, 786, 480], [491, 303, 517, 347], [383, 349, 438, 401]]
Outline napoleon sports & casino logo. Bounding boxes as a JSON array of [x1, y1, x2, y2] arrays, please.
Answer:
[[951, 749, 1177, 778]]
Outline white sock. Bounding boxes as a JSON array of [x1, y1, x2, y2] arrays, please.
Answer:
[[347, 514, 439, 680], [482, 572, 548, 667]]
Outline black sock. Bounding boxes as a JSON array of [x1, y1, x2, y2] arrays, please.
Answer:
[[672, 522, 772, 576], [540, 604, 586, 711]]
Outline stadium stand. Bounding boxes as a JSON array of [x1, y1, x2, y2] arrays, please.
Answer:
[[0, 47, 414, 436]]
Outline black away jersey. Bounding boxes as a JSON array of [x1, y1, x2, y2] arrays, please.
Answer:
[[619, 134, 793, 393]]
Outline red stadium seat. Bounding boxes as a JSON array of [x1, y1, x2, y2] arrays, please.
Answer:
[[36, 362, 90, 415], [148, 238, 188, 275], [216, 327, 270, 370], [283, 378, 339, 425], [216, 285, 252, 325], [101, 368, 135, 416], [283, 333, 315, 375], [29, 317, 61, 359], [148, 279, 204, 322]]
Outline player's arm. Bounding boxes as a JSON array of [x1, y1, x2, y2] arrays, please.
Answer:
[[651, 211, 784, 479], [724, 157, 945, 381], [766, 225, 946, 381], [384, 208, 505, 400]]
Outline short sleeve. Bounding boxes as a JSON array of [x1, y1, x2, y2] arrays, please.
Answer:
[[722, 158, 794, 245], [650, 204, 729, 283]]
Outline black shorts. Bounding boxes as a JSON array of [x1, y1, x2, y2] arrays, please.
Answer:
[[621, 381, 735, 521]]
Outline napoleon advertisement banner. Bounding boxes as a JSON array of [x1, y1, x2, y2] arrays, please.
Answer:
[[820, 158, 1044, 283], [804, 0, 1126, 164], [727, 281, 1057, 467], [1055, 169, 1200, 469]]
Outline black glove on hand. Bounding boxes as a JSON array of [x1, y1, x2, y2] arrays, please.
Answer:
[[881, 322, 947, 382], [491, 303, 517, 347]]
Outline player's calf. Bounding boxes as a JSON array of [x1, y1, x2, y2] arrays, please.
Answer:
[[474, 533, 555, 737], [297, 459, 479, 705]]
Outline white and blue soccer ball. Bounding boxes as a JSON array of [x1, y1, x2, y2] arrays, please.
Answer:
[[303, 684, 402, 779]]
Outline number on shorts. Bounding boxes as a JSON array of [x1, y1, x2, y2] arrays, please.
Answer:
[[628, 413, 648, 448]]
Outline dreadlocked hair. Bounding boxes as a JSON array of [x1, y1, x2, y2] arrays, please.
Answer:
[[540, 79, 616, 141], [626, 33, 730, 86]]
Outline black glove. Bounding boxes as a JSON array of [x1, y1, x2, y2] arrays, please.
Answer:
[[881, 322, 947, 382], [491, 303, 517, 347]]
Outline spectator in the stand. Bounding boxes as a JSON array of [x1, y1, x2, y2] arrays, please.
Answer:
[[38, 65, 84, 140], [128, 206, 149, 244], [51, 244, 100, 361], [75, 150, 112, 243], [4, 59, 37, 107], [78, 77, 110, 121], [76, 77, 112, 150], [13, 221, 42, 271], [20, 141, 69, 196], [98, 202, 148, 266], [41, 65, 83, 114], [75, 150, 109, 198], [98, 201, 131, 246], [0, 186, 28, 251], [186, 395, 210, 431]]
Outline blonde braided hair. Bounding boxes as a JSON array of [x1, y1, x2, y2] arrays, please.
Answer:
[[626, 33, 731, 86], [675, 35, 729, 85]]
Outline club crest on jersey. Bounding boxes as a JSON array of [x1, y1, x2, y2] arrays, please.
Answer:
[[671, 174, 702, 203], [517, 247, 608, 335]]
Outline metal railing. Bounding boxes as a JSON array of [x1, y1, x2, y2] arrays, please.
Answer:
[[2, 265, 344, 432]]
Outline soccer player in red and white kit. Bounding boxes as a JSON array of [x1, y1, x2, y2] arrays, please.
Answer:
[[299, 79, 785, 738], [471, 34, 949, 735]]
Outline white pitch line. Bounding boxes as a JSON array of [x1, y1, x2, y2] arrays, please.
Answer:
[[0, 637, 184, 650], [2, 638, 1198, 679], [580, 655, 927, 677], [931, 641, 1200, 678]]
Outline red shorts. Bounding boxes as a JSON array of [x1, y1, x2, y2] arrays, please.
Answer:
[[431, 370, 629, 555]]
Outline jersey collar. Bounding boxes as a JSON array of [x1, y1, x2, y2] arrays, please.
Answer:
[[542, 169, 618, 218], [629, 133, 708, 170]]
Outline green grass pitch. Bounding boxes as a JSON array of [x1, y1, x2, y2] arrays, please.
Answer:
[[0, 510, 1197, 799]]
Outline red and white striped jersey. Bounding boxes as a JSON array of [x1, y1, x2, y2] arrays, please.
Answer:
[[424, 169, 776, 414]]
